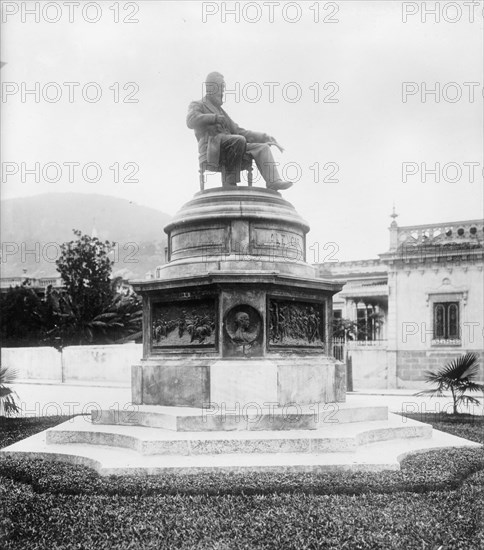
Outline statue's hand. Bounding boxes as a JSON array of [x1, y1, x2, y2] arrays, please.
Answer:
[[267, 138, 285, 153], [215, 115, 226, 125]]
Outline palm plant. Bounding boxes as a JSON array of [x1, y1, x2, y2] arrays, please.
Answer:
[[333, 317, 358, 341], [415, 352, 484, 414], [0, 366, 20, 416], [89, 291, 143, 344], [44, 282, 142, 347]]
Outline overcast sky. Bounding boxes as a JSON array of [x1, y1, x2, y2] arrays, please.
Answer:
[[1, 0, 483, 261]]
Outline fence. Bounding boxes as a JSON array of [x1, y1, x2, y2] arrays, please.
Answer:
[[332, 338, 353, 391], [332, 337, 345, 361]]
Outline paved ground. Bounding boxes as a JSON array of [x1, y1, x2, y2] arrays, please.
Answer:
[[10, 383, 132, 418], [9, 383, 484, 417]]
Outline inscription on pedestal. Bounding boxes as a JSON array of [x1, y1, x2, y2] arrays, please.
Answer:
[[152, 299, 217, 348], [250, 226, 305, 261], [268, 299, 325, 349], [170, 225, 228, 260]]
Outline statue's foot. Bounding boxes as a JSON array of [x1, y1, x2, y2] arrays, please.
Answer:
[[267, 180, 293, 191]]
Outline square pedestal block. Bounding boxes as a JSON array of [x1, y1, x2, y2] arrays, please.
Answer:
[[132, 358, 345, 409], [132, 364, 210, 407]]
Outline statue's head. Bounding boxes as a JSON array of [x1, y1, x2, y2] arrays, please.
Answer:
[[235, 311, 250, 331], [205, 71, 225, 106]]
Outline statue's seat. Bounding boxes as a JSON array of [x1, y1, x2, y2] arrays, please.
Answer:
[[199, 156, 253, 190]]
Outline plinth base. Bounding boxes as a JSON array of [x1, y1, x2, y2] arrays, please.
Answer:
[[132, 357, 346, 409], [2, 411, 480, 476]]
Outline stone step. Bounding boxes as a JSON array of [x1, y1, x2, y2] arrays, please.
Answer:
[[45, 414, 432, 456], [91, 403, 389, 432], [1, 417, 480, 476]]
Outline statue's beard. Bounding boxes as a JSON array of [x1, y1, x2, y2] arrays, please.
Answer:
[[211, 94, 223, 107]]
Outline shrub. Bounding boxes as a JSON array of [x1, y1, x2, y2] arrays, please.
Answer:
[[415, 352, 484, 414], [0, 366, 20, 416]]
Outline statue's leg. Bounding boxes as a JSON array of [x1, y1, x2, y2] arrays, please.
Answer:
[[245, 143, 282, 185], [220, 135, 246, 186], [246, 143, 293, 190]]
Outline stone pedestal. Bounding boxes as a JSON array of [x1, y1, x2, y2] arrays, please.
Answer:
[[131, 187, 345, 409]]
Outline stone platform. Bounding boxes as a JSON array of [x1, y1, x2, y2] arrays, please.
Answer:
[[2, 405, 480, 475], [92, 401, 388, 431]]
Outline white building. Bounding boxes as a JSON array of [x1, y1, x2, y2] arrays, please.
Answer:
[[317, 217, 484, 389]]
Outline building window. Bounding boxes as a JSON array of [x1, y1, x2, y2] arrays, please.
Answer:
[[356, 308, 368, 340], [356, 306, 382, 341], [433, 301, 460, 341]]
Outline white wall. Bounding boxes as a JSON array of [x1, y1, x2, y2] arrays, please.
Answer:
[[348, 347, 389, 390], [2, 347, 62, 382], [2, 344, 142, 386]]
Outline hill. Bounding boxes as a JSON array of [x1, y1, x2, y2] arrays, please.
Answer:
[[1, 193, 171, 280]]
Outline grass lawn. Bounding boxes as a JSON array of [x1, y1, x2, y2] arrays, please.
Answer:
[[0, 413, 483, 549]]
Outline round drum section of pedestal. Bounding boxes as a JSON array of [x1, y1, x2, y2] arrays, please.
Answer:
[[160, 187, 313, 278]]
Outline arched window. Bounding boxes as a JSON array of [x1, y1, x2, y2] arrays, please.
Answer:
[[448, 303, 459, 339], [434, 304, 445, 339], [433, 302, 459, 340]]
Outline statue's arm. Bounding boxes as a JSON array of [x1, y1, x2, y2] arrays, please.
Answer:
[[229, 116, 284, 151], [230, 118, 269, 143], [226, 116, 271, 143], [186, 101, 218, 130]]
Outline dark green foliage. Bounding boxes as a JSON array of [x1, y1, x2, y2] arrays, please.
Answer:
[[50, 230, 142, 346], [55, 230, 115, 323], [332, 312, 384, 341], [0, 367, 20, 416], [0, 466, 483, 549], [416, 352, 484, 414], [45, 280, 142, 347], [0, 446, 483, 498], [332, 317, 358, 340], [0, 416, 75, 448], [396, 412, 484, 444], [0, 283, 52, 347]]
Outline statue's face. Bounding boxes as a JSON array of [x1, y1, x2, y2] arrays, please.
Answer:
[[236, 312, 250, 330], [207, 77, 225, 105]]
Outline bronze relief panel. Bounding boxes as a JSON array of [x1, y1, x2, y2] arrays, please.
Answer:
[[268, 298, 325, 349], [152, 298, 217, 348]]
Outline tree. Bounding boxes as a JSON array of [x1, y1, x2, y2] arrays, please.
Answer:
[[415, 352, 484, 414], [51, 230, 142, 346], [56, 230, 115, 323]]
